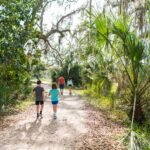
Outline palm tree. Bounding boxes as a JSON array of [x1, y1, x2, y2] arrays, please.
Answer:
[[88, 12, 150, 123]]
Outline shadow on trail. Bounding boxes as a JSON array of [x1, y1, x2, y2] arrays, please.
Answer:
[[2, 117, 59, 147], [0, 85, 89, 150], [60, 95, 82, 101], [59, 101, 85, 112]]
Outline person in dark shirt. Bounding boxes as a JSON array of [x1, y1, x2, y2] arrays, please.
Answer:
[[33, 80, 45, 119]]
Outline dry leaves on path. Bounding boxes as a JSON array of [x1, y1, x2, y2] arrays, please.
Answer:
[[74, 103, 127, 150], [0, 92, 127, 150]]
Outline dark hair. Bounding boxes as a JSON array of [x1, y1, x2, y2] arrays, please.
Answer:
[[37, 80, 41, 85], [52, 83, 57, 89]]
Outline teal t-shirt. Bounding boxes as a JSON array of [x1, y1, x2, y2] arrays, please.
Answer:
[[49, 89, 59, 101]]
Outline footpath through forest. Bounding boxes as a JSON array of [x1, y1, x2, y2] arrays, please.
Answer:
[[0, 84, 126, 150]]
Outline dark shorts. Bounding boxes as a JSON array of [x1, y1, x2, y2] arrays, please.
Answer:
[[51, 101, 58, 105], [35, 101, 44, 105], [59, 84, 64, 89], [68, 84, 72, 87]]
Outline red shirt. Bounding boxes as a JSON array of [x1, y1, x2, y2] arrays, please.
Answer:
[[58, 76, 65, 84]]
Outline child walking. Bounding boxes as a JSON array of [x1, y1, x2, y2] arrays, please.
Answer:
[[33, 80, 45, 119], [49, 83, 59, 119], [67, 77, 73, 95]]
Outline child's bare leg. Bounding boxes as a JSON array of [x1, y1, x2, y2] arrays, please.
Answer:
[[61, 89, 63, 95], [36, 105, 40, 113], [36, 105, 40, 118], [40, 104, 44, 112], [53, 105, 57, 113], [53, 104, 58, 119], [40, 104, 44, 116], [69, 87, 72, 94]]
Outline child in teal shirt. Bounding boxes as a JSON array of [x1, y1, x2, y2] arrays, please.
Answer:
[[49, 83, 59, 119]]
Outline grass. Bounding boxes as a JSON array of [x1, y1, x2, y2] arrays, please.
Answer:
[[75, 89, 150, 149], [15, 97, 33, 111], [0, 96, 33, 117], [75, 89, 128, 123], [73, 89, 86, 95], [133, 123, 150, 143]]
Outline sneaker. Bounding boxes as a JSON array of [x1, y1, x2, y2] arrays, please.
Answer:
[[53, 113, 57, 119], [40, 113, 43, 118], [39, 111, 43, 118], [37, 113, 40, 119]]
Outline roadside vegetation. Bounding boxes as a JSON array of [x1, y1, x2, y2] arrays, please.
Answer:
[[0, 0, 150, 149]]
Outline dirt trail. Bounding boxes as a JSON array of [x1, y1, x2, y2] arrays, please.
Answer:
[[0, 84, 126, 150]]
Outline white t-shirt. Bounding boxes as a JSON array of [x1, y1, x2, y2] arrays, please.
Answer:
[[67, 79, 73, 86]]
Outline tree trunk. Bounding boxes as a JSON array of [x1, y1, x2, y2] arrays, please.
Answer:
[[129, 97, 145, 124]]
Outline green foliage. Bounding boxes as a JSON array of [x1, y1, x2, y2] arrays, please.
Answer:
[[32, 63, 47, 80], [80, 11, 150, 123], [75, 8, 150, 147], [0, 0, 41, 109], [133, 123, 150, 142], [51, 68, 60, 82], [123, 130, 150, 150], [68, 64, 82, 86], [51, 62, 82, 87], [50, 52, 82, 86]]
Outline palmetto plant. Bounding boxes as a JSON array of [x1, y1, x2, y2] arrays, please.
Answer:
[[111, 16, 149, 123], [81, 10, 150, 149], [89, 12, 150, 123]]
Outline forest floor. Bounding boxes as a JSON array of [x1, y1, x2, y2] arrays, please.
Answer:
[[0, 84, 127, 150]]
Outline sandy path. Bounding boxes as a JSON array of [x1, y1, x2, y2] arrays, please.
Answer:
[[0, 88, 88, 150], [0, 84, 126, 150]]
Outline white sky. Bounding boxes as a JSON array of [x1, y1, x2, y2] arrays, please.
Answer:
[[41, 0, 104, 64], [43, 0, 104, 30]]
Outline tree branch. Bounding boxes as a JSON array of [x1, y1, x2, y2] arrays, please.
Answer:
[[43, 4, 87, 38], [47, 40, 63, 65], [45, 29, 70, 38], [40, 1, 49, 33], [56, 7, 84, 29]]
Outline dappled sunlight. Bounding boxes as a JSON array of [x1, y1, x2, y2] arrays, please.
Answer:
[[0, 89, 88, 149], [0, 0, 149, 149]]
